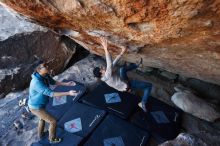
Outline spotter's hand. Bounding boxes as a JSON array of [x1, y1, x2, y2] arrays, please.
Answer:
[[68, 90, 78, 96], [66, 81, 76, 86]]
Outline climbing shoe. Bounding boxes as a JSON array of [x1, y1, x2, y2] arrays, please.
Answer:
[[138, 102, 147, 112]]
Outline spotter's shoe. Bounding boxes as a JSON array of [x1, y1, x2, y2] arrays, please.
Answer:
[[49, 138, 62, 144]]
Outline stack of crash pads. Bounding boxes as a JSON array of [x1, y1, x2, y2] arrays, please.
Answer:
[[131, 97, 182, 143], [84, 115, 149, 146], [46, 80, 86, 120], [81, 82, 140, 119]]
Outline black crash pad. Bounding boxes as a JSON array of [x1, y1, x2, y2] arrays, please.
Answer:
[[84, 115, 150, 146], [58, 102, 106, 138], [46, 80, 86, 120], [131, 97, 182, 143], [31, 127, 82, 146], [81, 82, 140, 119]]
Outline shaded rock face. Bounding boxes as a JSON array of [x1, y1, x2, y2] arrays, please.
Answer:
[[159, 133, 208, 146], [0, 31, 76, 98], [182, 114, 220, 146], [0, 0, 220, 85], [54, 54, 105, 90], [183, 78, 220, 105]]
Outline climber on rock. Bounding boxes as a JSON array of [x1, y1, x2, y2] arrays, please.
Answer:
[[28, 60, 79, 144], [93, 37, 152, 112]]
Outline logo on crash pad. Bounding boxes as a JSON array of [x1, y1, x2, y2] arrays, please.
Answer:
[[64, 118, 82, 133], [52, 96, 67, 106], [103, 136, 125, 146], [150, 111, 170, 124], [104, 93, 121, 104]]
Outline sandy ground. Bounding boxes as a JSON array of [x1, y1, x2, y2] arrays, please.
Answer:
[[0, 89, 39, 146]]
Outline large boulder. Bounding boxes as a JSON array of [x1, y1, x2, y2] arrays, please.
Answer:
[[0, 31, 76, 98], [171, 86, 220, 122], [0, 0, 220, 85], [0, 5, 79, 98]]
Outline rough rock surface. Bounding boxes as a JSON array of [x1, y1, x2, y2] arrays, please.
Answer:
[[171, 86, 220, 122], [183, 78, 220, 104], [0, 89, 39, 146], [159, 133, 208, 146], [0, 0, 220, 85], [0, 5, 46, 41], [182, 113, 220, 146], [0, 5, 80, 97], [0, 31, 76, 97], [54, 54, 105, 90]]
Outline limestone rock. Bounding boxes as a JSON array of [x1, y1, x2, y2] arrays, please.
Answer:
[[171, 86, 220, 122], [0, 0, 220, 85]]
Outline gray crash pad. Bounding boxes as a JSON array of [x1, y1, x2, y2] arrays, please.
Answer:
[[84, 115, 150, 146], [58, 102, 106, 138], [81, 82, 140, 119], [131, 97, 182, 143]]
